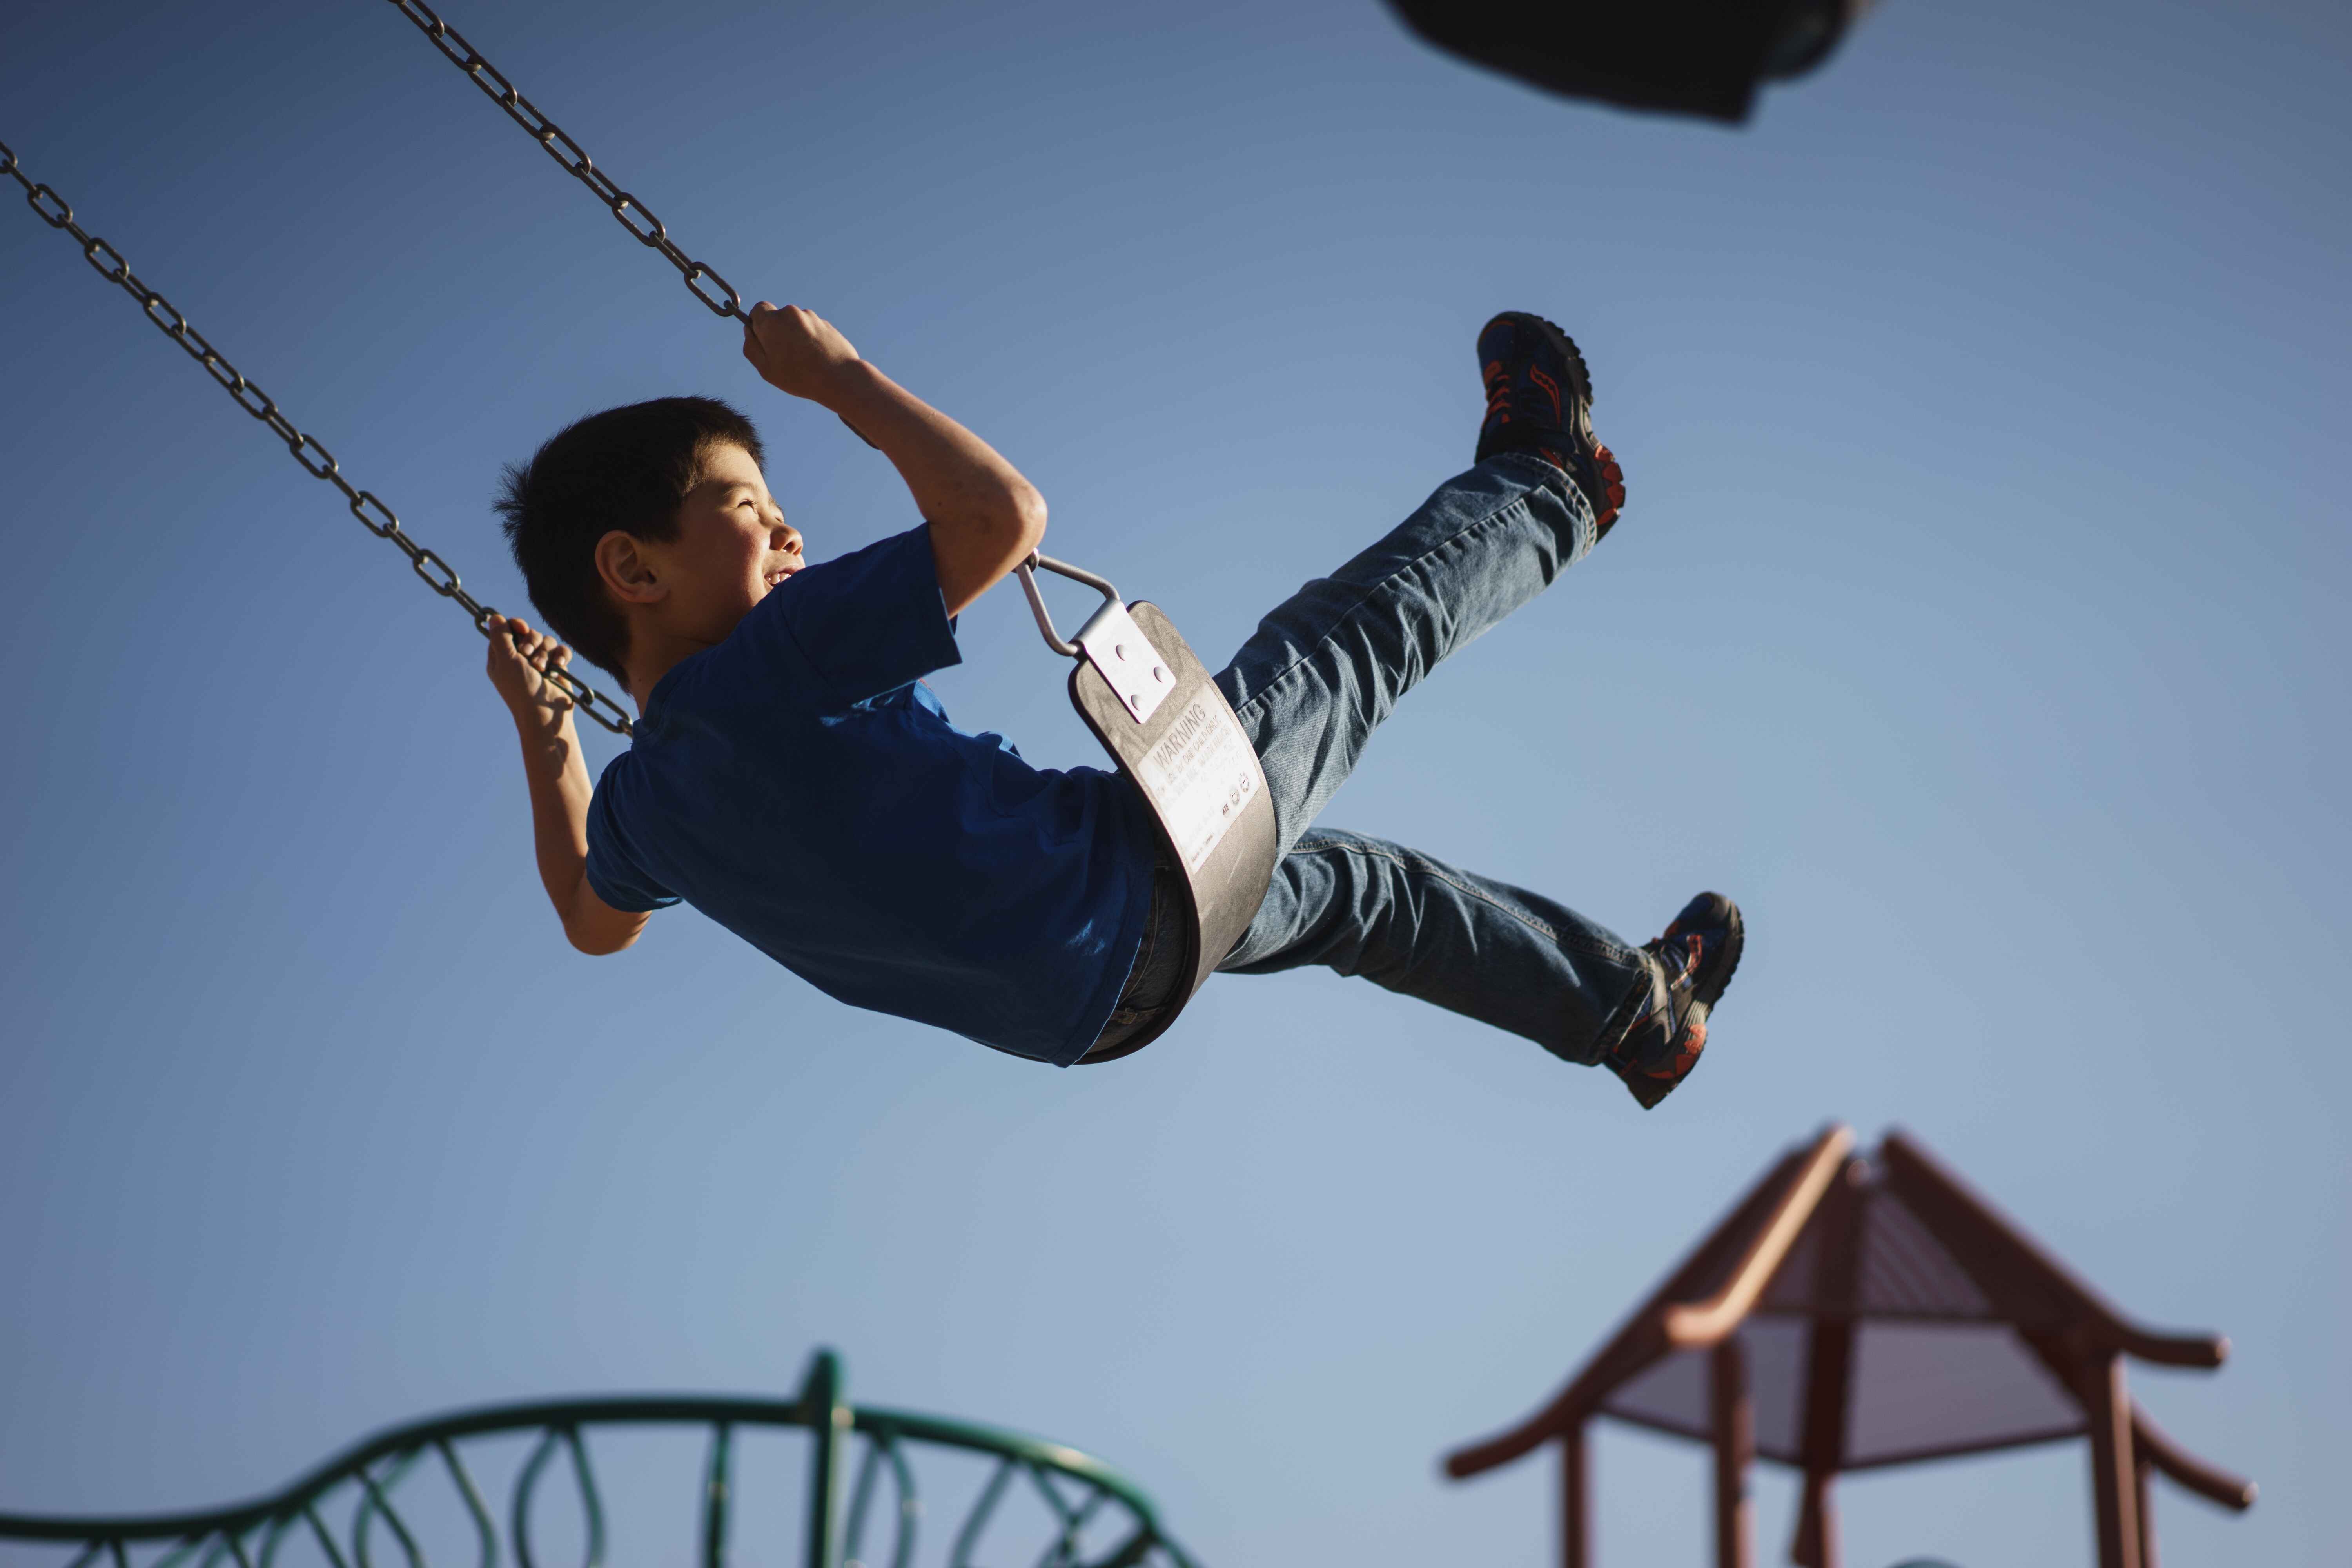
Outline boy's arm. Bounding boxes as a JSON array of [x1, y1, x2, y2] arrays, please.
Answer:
[[485, 617, 651, 957], [742, 304, 1047, 616]]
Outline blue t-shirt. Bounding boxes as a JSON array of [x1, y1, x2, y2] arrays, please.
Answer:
[[583, 524, 1157, 1065]]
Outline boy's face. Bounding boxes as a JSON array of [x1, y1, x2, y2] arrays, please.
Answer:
[[633, 441, 804, 645]]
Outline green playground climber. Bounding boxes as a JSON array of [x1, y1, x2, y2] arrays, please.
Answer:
[[485, 305, 1740, 1103]]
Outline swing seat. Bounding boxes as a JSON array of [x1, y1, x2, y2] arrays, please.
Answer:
[[1017, 558, 1279, 1061]]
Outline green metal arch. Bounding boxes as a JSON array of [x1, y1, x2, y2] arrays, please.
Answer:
[[0, 1350, 1198, 1568]]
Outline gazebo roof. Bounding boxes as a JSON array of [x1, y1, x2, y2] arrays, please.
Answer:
[[1445, 1125, 2252, 1568]]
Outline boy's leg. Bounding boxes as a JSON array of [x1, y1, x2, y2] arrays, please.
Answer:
[[1221, 828, 1744, 1103], [1219, 828, 1651, 1065], [1203, 448, 1639, 1060], [1213, 451, 1596, 851], [1211, 311, 1622, 854], [1196, 314, 1739, 1102]]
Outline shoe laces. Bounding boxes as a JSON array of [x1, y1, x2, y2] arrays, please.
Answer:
[[1482, 361, 1512, 423], [1645, 932, 1704, 1006]]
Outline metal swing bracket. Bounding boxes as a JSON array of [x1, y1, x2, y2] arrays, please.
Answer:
[[1014, 552, 1177, 724]]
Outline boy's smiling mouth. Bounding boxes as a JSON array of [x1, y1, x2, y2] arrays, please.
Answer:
[[764, 567, 798, 590]]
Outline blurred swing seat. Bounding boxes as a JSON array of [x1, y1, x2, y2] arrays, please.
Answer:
[[1389, 0, 1878, 123]]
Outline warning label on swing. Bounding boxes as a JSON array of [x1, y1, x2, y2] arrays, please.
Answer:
[[1132, 693, 1260, 873]]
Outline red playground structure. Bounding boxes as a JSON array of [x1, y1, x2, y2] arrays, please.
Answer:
[[1443, 1124, 2254, 1568]]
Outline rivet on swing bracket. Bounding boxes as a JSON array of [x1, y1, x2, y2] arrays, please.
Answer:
[[1015, 553, 1175, 724]]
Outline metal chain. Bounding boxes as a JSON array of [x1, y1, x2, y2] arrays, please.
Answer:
[[383, 0, 748, 323], [0, 138, 635, 736]]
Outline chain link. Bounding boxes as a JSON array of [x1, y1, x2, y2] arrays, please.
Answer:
[[384, 0, 747, 322], [387, 0, 882, 454], [0, 137, 635, 737]]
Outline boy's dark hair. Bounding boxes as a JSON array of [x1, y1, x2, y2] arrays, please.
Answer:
[[494, 396, 766, 681]]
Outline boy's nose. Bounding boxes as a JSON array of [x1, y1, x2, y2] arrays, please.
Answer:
[[775, 523, 803, 555]]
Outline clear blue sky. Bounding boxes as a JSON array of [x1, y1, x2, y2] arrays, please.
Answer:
[[3, 0, 2346, 1563]]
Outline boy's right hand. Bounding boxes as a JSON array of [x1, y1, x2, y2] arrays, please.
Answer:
[[742, 302, 863, 404], [486, 615, 577, 727]]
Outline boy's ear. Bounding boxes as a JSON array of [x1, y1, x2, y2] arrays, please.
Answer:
[[595, 530, 666, 606]]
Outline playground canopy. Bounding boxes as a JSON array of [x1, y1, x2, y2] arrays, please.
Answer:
[[1444, 1125, 2253, 1568]]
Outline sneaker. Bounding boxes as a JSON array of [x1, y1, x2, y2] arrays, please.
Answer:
[[1604, 892, 1744, 1109], [1475, 310, 1627, 537]]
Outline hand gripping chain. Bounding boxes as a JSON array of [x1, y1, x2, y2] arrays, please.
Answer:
[[0, 138, 636, 737], [383, 0, 748, 322]]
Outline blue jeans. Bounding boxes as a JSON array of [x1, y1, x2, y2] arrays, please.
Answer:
[[1096, 455, 1651, 1063]]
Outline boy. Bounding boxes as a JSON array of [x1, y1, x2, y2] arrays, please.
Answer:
[[486, 305, 1740, 1105]]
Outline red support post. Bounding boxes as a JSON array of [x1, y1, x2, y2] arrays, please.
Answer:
[[1560, 1423, 1590, 1568], [2084, 1350, 2142, 1568], [1792, 1471, 1839, 1568], [1791, 1165, 1860, 1568], [1711, 1338, 1754, 1568]]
